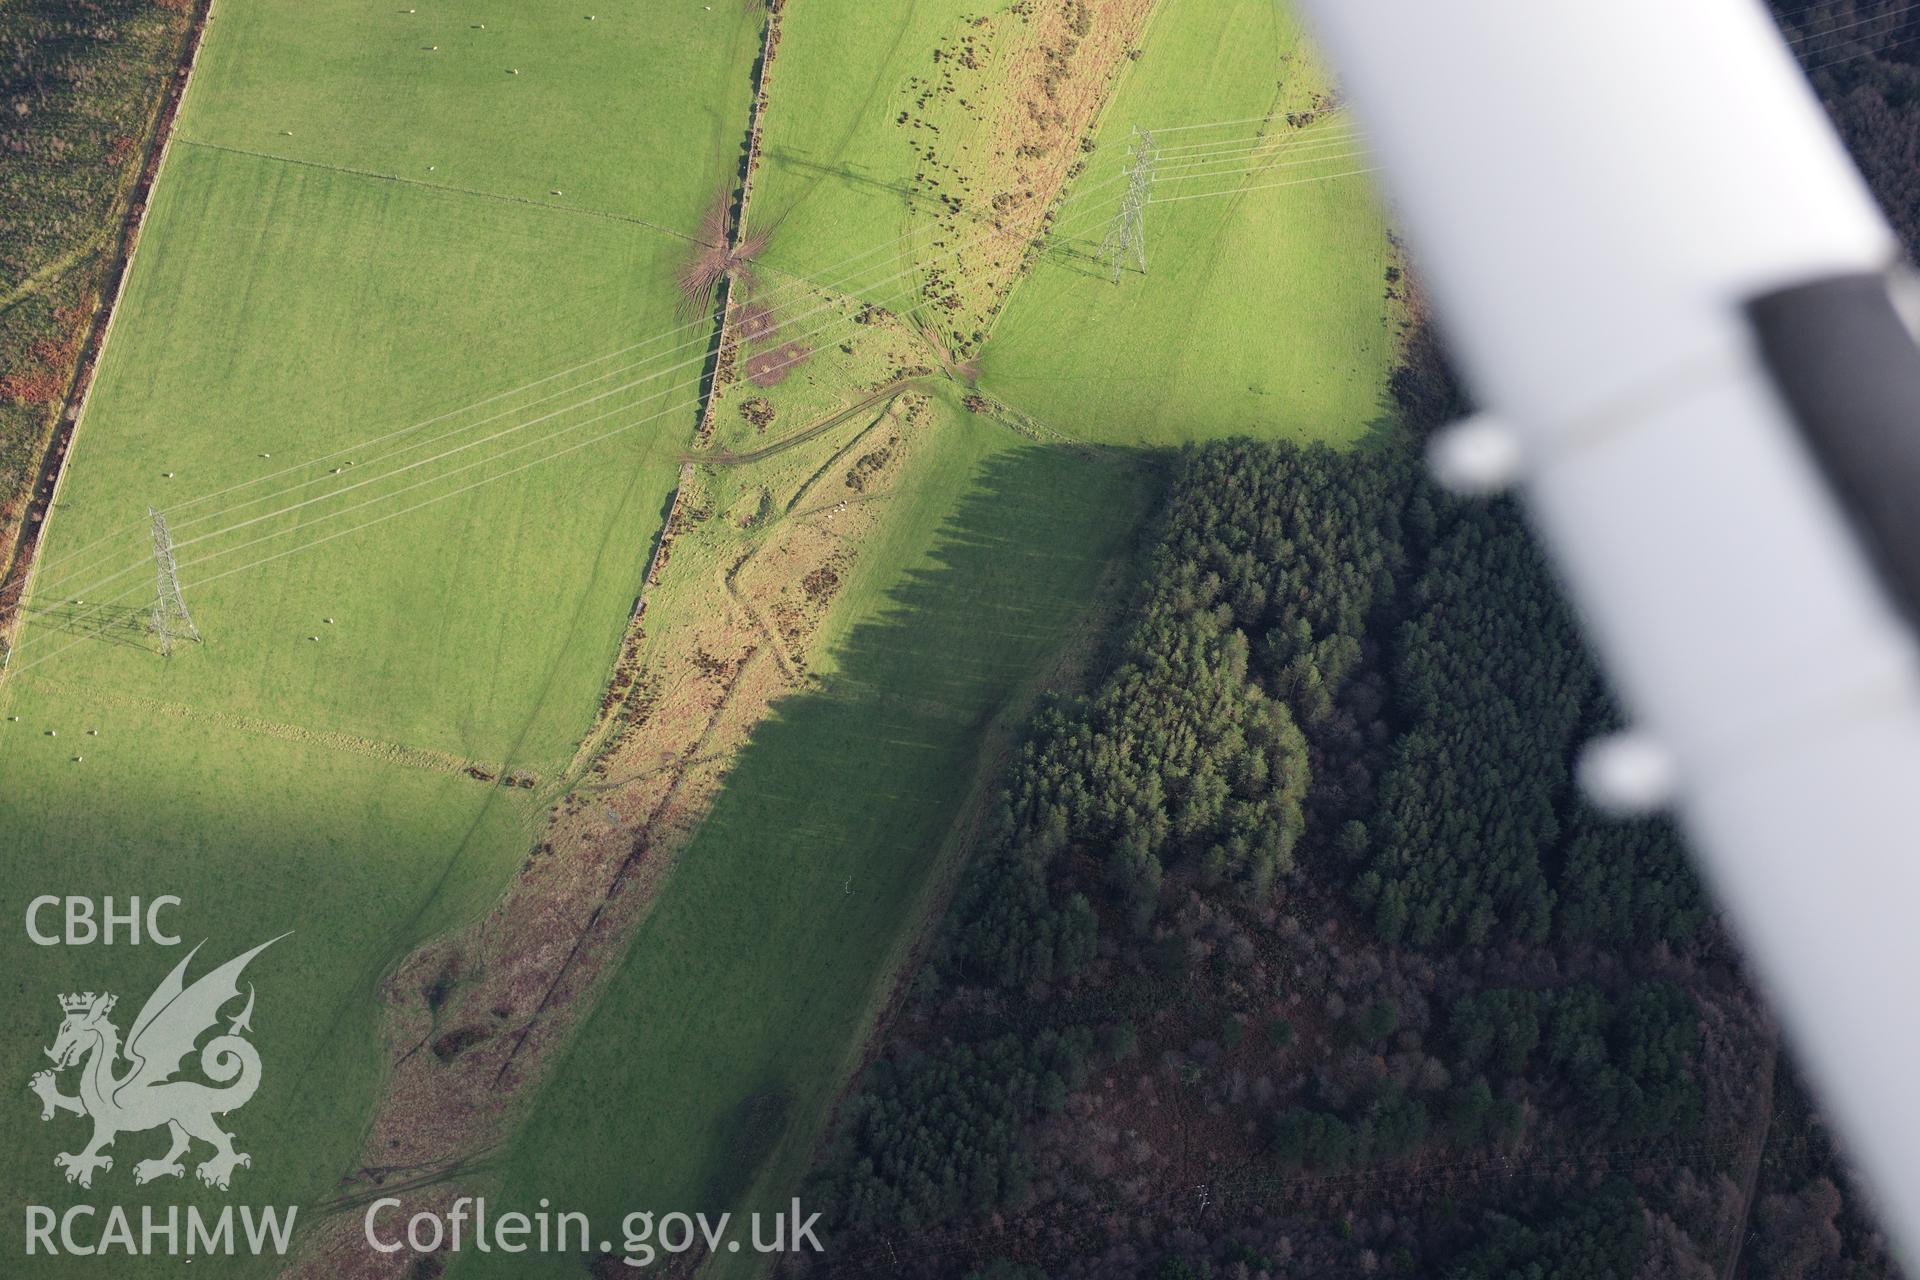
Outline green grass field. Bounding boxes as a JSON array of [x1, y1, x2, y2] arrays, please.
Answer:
[[186, 0, 763, 230], [977, 0, 1396, 444], [0, 0, 757, 1271], [751, 0, 974, 286], [0, 701, 532, 1254], [750, 0, 1393, 446], [461, 406, 1152, 1279], [456, 3, 1399, 1266], [0, 0, 1395, 1274], [15, 144, 697, 764]]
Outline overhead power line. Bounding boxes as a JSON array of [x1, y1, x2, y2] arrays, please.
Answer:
[[146, 508, 199, 658], [7, 148, 1381, 681], [1100, 129, 1158, 282]]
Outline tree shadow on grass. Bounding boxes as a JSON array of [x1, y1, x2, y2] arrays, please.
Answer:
[[492, 439, 1154, 1239]]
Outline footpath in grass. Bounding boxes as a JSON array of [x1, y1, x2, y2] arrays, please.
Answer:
[[458, 420, 1152, 1279], [978, 0, 1396, 445]]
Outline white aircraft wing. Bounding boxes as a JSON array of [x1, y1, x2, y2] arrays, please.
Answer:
[[1296, 0, 1920, 1246]]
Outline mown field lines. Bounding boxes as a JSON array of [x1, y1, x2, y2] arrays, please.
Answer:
[[11, 157, 1147, 668], [184, 0, 764, 229], [11, 146, 691, 764], [0, 0, 759, 1272], [0, 696, 536, 1274], [0, 3, 1402, 1276]]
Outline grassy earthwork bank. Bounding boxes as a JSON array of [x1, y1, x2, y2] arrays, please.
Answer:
[[465, 403, 1155, 1280]]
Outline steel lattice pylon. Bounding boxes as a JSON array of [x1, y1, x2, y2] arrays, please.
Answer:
[[1100, 128, 1158, 283], [147, 506, 200, 657]]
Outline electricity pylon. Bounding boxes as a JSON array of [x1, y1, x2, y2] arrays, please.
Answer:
[[1100, 128, 1157, 283], [147, 507, 200, 657]]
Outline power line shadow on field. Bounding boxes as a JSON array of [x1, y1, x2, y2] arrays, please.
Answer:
[[494, 443, 1152, 1226], [1035, 228, 1121, 282], [764, 149, 1060, 251], [23, 600, 154, 651], [764, 150, 928, 212]]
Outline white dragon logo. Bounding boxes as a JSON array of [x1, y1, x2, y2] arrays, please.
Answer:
[[27, 936, 283, 1191]]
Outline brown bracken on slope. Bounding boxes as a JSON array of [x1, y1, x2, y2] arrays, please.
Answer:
[[281, 1, 1158, 1271]]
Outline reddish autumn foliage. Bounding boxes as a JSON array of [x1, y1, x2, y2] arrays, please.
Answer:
[[676, 190, 772, 318], [736, 302, 777, 342], [0, 306, 88, 404], [745, 342, 809, 387]]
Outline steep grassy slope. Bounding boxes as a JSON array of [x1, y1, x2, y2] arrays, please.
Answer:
[[465, 409, 1151, 1280]]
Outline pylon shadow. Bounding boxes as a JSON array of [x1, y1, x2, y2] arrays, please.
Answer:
[[23, 600, 155, 651]]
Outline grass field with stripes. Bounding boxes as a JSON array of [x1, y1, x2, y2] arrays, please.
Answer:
[[0, 0, 1395, 1275], [463, 0, 1401, 1272], [0, 2, 758, 1271]]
